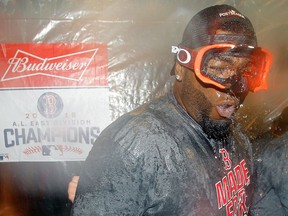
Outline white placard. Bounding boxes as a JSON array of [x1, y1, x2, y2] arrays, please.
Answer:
[[0, 88, 111, 162]]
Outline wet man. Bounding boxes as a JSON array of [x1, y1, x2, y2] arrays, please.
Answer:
[[250, 107, 288, 216], [71, 4, 272, 216]]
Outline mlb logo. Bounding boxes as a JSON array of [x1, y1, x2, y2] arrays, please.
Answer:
[[0, 153, 9, 161], [42, 145, 63, 156]]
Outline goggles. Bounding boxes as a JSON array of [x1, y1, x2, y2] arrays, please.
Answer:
[[172, 43, 272, 93]]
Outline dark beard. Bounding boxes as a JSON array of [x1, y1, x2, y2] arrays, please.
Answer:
[[200, 116, 234, 153]]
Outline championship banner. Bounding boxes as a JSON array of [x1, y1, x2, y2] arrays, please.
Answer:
[[0, 43, 110, 162]]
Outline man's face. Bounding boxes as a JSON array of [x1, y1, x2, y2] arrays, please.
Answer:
[[174, 27, 271, 142], [177, 53, 249, 140]]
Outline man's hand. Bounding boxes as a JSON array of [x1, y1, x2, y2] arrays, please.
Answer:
[[68, 175, 79, 203]]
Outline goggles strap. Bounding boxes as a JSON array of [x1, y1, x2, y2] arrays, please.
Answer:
[[171, 46, 197, 70]]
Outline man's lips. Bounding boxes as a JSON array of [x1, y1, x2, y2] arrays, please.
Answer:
[[216, 104, 237, 119]]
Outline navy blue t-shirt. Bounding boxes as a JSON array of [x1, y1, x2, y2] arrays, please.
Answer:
[[71, 91, 253, 216], [250, 133, 288, 216]]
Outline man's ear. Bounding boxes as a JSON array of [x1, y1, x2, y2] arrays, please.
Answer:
[[174, 63, 185, 82]]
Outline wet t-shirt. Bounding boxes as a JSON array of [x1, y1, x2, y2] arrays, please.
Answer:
[[71, 91, 253, 216], [250, 133, 288, 216]]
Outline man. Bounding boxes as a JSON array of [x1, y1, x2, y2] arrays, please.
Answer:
[[71, 4, 272, 216], [250, 107, 288, 216]]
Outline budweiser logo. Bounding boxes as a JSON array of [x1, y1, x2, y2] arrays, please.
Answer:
[[0, 43, 108, 88], [2, 48, 99, 82]]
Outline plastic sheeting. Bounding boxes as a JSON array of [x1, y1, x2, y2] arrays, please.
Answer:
[[0, 0, 287, 215]]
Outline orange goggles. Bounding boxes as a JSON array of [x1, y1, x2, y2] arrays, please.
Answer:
[[172, 44, 272, 93]]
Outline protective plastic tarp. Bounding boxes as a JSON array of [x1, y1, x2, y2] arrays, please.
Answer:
[[0, 0, 287, 215]]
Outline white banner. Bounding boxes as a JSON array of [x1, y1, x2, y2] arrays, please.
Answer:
[[0, 88, 111, 162]]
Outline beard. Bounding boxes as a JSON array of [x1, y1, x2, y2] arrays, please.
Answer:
[[200, 115, 234, 153], [201, 116, 231, 141]]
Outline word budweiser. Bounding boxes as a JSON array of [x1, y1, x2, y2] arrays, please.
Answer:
[[9, 54, 89, 74], [0, 43, 108, 88]]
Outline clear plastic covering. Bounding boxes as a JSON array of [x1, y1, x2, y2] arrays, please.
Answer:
[[0, 0, 287, 215]]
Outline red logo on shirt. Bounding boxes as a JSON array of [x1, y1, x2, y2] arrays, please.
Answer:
[[219, 148, 232, 170], [215, 148, 250, 216]]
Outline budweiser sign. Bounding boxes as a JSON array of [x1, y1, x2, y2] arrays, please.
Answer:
[[0, 43, 108, 88]]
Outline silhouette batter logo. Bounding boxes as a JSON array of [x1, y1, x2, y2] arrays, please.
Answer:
[[37, 92, 64, 118]]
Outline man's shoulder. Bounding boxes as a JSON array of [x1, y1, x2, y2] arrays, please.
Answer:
[[108, 95, 177, 133], [97, 96, 177, 146], [264, 132, 288, 159], [95, 94, 206, 161]]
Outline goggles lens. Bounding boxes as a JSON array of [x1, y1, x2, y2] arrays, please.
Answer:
[[173, 44, 272, 93]]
